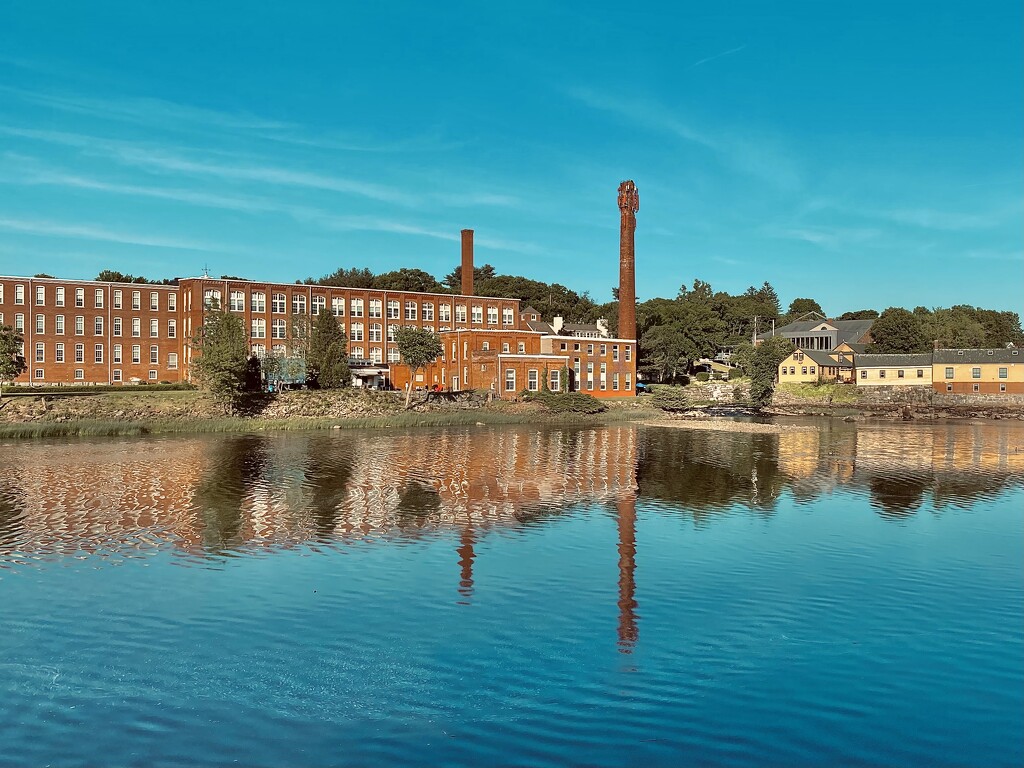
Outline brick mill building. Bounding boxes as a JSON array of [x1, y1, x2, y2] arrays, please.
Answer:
[[0, 183, 641, 399]]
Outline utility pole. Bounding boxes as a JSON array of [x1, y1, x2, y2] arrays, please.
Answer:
[[753, 316, 759, 345]]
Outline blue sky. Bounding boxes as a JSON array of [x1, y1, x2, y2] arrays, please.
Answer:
[[1, 1, 1021, 315]]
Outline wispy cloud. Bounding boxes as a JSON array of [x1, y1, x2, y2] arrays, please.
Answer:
[[876, 206, 1018, 231], [689, 45, 746, 69], [768, 225, 881, 249], [565, 87, 801, 190], [0, 217, 231, 252], [965, 249, 1024, 262]]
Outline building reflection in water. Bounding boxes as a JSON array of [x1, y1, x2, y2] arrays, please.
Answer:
[[2, 420, 1023, 654]]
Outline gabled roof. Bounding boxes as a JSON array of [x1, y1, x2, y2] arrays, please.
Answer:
[[836, 342, 869, 354], [933, 348, 1023, 364], [855, 353, 934, 368], [520, 305, 542, 317], [758, 318, 873, 345], [799, 348, 852, 368], [524, 319, 555, 333]]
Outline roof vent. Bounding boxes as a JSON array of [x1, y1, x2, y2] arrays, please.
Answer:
[[957, 351, 964, 355]]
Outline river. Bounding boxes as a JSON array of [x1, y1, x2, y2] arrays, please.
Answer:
[[1, 419, 1022, 766]]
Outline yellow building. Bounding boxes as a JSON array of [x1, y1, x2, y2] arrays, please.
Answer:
[[855, 353, 933, 387], [778, 348, 853, 384], [932, 348, 1024, 394]]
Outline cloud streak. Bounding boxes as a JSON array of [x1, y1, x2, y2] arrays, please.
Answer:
[[689, 45, 746, 69], [0, 217, 231, 252]]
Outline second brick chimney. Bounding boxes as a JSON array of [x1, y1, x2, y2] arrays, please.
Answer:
[[461, 229, 474, 296]]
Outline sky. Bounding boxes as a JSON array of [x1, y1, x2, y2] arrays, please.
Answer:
[[0, 1, 1021, 315]]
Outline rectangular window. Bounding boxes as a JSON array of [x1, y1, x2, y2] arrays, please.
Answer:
[[112, 317, 121, 337], [625, 373, 632, 390], [167, 320, 176, 338], [505, 368, 516, 391], [612, 345, 619, 362], [167, 293, 177, 312], [440, 304, 452, 322], [387, 300, 400, 319], [503, 307, 514, 326], [112, 344, 121, 364], [55, 343, 64, 363], [482, 341, 490, 351], [518, 342, 526, 354], [35, 314, 44, 334], [273, 319, 288, 339], [35, 286, 45, 305], [168, 353, 178, 370], [946, 383, 953, 392], [370, 347, 382, 364], [387, 347, 400, 363], [802, 366, 807, 375], [404, 301, 417, 321], [229, 291, 245, 312], [879, 369, 886, 379], [272, 293, 286, 313], [972, 367, 981, 379], [95, 317, 104, 336], [422, 303, 434, 321], [113, 369, 122, 382], [132, 345, 141, 364], [897, 369, 905, 378], [75, 288, 85, 307], [251, 318, 266, 338], [94, 344, 103, 364], [312, 296, 326, 316], [75, 316, 84, 335], [132, 291, 141, 310], [35, 342, 44, 363], [369, 323, 382, 342], [625, 346, 632, 362], [94, 288, 104, 308], [14, 285, 25, 304], [588, 344, 594, 355], [149, 345, 159, 364], [973, 383, 980, 393], [132, 318, 140, 337], [471, 306, 483, 324], [455, 305, 467, 323], [56, 287, 65, 307], [149, 319, 158, 337], [549, 369, 561, 391], [74, 369, 84, 380], [945, 367, 954, 379], [600, 344, 607, 356], [367, 299, 381, 318], [527, 369, 539, 391], [487, 306, 498, 325], [251, 292, 266, 313], [810, 366, 816, 374], [917, 369, 924, 378], [613, 373, 619, 391], [349, 298, 363, 317], [350, 322, 364, 342], [113, 290, 122, 309], [331, 297, 345, 317], [292, 295, 307, 315], [860, 370, 867, 379], [1000, 383, 1006, 393], [74, 343, 84, 363], [150, 292, 159, 311], [149, 370, 158, 381], [999, 367, 1008, 379]]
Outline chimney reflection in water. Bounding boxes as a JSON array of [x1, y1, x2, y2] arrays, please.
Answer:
[[616, 496, 639, 654], [456, 526, 476, 605]]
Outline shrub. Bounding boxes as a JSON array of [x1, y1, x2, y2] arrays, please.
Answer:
[[649, 384, 692, 412], [525, 390, 607, 414]]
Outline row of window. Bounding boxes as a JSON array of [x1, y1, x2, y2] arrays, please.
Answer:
[[6, 314, 177, 338], [557, 341, 632, 361], [33, 369, 164, 382], [204, 289, 516, 325], [1, 285, 176, 311], [31, 343, 178, 367], [502, 368, 633, 392], [944, 366, 1009, 379], [944, 383, 1010, 393], [859, 369, 926, 379], [248, 344, 398, 364]]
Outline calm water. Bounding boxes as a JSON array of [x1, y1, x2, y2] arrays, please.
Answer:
[[1, 419, 1022, 767]]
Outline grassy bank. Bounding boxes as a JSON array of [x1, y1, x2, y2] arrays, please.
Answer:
[[0, 401, 657, 439]]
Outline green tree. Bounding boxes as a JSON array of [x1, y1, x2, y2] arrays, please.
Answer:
[[306, 267, 376, 288], [444, 263, 496, 292], [0, 325, 28, 401], [749, 336, 794, 408], [374, 268, 445, 293], [784, 298, 825, 323], [394, 327, 442, 407], [838, 309, 879, 320], [190, 309, 249, 412], [307, 310, 351, 388], [868, 307, 931, 353]]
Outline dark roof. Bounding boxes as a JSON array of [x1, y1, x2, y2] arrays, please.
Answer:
[[520, 306, 542, 317], [855, 353, 934, 368], [933, 348, 1023, 364], [837, 342, 869, 354], [524, 319, 555, 333], [758, 318, 874, 345], [562, 323, 602, 332], [801, 349, 852, 368]]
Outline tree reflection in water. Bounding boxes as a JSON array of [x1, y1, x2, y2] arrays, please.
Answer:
[[190, 435, 268, 552]]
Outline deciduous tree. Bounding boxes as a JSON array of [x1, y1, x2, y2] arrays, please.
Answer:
[[394, 327, 442, 407], [190, 309, 249, 412], [749, 336, 794, 408], [867, 307, 930, 354]]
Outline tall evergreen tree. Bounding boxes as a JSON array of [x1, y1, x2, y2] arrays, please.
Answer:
[[308, 311, 350, 388], [190, 309, 249, 412], [0, 325, 27, 401]]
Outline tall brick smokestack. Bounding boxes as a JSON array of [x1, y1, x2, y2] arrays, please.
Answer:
[[617, 180, 638, 340], [461, 229, 474, 296]]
